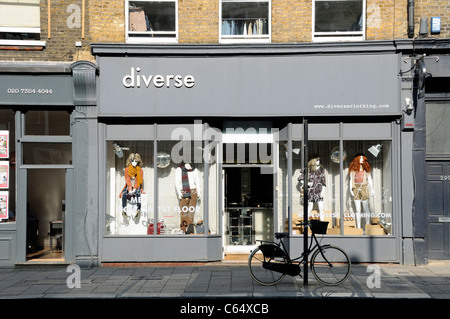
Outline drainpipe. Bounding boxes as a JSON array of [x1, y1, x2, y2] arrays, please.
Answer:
[[408, 0, 415, 38]]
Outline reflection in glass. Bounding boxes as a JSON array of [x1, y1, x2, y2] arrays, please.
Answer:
[[128, 0, 176, 38], [315, 0, 363, 33], [25, 111, 70, 136], [426, 103, 450, 154], [22, 143, 72, 165]]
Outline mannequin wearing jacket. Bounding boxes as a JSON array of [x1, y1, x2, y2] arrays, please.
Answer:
[[119, 153, 144, 221], [349, 154, 374, 228], [175, 163, 201, 233]]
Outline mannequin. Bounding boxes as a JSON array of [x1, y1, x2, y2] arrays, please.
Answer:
[[349, 154, 374, 228], [298, 156, 326, 221], [119, 153, 144, 221], [175, 163, 201, 233]]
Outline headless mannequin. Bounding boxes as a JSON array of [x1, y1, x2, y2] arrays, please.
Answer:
[[349, 155, 374, 228]]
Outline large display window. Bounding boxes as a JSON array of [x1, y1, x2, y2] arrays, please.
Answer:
[[342, 140, 392, 236], [106, 141, 154, 235], [281, 123, 393, 237], [105, 124, 219, 237]]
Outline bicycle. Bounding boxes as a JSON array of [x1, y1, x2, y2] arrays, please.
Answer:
[[248, 220, 351, 286]]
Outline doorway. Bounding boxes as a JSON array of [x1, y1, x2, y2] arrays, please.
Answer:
[[426, 161, 450, 259], [26, 169, 66, 261], [223, 167, 274, 259]]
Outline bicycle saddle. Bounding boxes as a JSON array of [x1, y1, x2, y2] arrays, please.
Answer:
[[274, 232, 288, 239]]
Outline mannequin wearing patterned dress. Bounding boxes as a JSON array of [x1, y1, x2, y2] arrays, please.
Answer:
[[298, 156, 326, 221]]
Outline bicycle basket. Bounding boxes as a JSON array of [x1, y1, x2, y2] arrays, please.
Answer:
[[310, 220, 329, 234]]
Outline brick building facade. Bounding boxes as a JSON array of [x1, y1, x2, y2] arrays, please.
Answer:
[[1, 0, 449, 62], [1, 1, 450, 267]]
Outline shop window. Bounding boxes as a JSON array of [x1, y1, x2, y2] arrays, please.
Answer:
[[157, 140, 204, 235], [282, 141, 342, 234], [106, 138, 216, 236], [313, 0, 365, 42], [0, 0, 43, 47], [220, 0, 270, 43], [0, 110, 15, 223], [24, 111, 71, 136], [342, 140, 392, 236], [284, 138, 392, 237], [126, 0, 178, 43], [426, 103, 450, 155], [106, 141, 154, 235]]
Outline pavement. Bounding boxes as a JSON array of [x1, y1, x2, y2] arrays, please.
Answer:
[[0, 261, 449, 315]]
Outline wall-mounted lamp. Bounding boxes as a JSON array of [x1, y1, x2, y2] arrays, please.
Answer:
[[113, 143, 129, 158], [368, 144, 382, 157]]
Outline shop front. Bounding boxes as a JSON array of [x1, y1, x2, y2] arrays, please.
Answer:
[[92, 42, 411, 264], [0, 63, 74, 267]]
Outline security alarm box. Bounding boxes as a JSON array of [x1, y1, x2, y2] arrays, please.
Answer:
[[402, 113, 415, 131]]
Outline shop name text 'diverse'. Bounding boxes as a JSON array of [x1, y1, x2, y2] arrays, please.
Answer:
[[122, 67, 195, 89]]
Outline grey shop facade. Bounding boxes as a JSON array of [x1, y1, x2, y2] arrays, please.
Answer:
[[2, 41, 441, 267], [90, 42, 414, 266]]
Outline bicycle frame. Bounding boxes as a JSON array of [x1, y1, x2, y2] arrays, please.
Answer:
[[256, 231, 331, 267]]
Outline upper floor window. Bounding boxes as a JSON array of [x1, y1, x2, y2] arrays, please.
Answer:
[[220, 0, 270, 43], [0, 0, 43, 47], [126, 0, 178, 43], [313, 0, 365, 42]]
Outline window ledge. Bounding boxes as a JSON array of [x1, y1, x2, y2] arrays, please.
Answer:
[[0, 40, 46, 50], [126, 38, 178, 44]]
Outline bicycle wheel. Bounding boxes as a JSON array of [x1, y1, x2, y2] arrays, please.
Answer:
[[310, 245, 351, 286], [248, 246, 288, 286]]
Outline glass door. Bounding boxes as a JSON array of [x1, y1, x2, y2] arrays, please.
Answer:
[[224, 166, 274, 247], [26, 168, 66, 261]]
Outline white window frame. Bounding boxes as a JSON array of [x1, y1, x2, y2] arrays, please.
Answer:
[[125, 0, 178, 44], [219, 0, 271, 44], [0, 27, 45, 47], [312, 0, 366, 42]]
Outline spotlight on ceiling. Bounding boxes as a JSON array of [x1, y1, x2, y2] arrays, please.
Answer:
[[113, 143, 129, 158], [368, 144, 382, 157]]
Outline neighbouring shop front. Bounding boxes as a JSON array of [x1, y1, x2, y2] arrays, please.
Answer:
[[0, 63, 74, 267], [91, 42, 415, 265], [0, 61, 97, 268]]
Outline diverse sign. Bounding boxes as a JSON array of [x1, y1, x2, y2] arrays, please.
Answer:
[[98, 54, 401, 117]]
